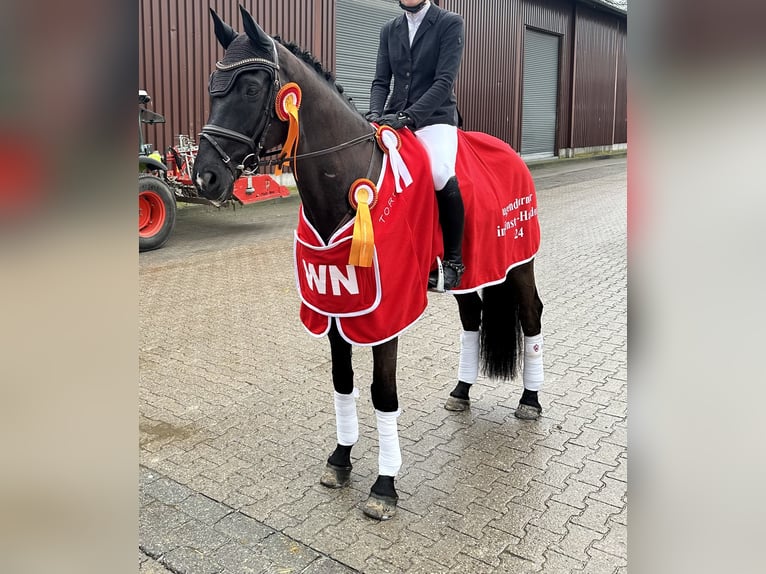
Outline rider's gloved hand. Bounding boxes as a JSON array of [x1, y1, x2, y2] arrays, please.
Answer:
[[377, 112, 413, 130], [365, 111, 381, 123]]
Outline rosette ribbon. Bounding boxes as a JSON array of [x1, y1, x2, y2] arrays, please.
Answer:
[[347, 178, 378, 267]]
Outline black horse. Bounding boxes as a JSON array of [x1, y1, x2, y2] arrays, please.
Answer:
[[193, 6, 545, 520]]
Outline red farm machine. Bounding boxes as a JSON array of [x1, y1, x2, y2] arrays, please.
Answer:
[[139, 90, 290, 252]]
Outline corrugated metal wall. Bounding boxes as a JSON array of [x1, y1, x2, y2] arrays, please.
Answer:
[[442, 0, 575, 152], [571, 3, 623, 148], [139, 0, 334, 155], [614, 18, 627, 144], [441, 0, 522, 146], [139, 0, 626, 158]]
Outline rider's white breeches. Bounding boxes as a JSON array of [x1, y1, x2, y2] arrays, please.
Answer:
[[414, 124, 458, 191]]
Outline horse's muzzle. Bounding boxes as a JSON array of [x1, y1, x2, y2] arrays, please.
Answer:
[[193, 162, 235, 205]]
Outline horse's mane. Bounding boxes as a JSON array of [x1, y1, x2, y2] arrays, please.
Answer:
[[273, 35, 359, 113]]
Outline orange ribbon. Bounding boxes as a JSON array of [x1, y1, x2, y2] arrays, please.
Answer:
[[347, 179, 378, 268], [274, 83, 301, 177]]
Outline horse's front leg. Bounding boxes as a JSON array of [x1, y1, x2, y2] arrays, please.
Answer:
[[320, 321, 357, 489], [362, 337, 400, 520]]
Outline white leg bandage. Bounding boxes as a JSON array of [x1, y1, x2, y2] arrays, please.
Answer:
[[458, 330, 480, 384], [522, 334, 544, 391], [375, 409, 402, 477], [334, 388, 359, 446]]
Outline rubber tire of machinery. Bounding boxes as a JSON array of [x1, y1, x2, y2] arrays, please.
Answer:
[[139, 174, 177, 252]]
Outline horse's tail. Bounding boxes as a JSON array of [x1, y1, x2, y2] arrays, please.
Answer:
[[480, 275, 523, 381]]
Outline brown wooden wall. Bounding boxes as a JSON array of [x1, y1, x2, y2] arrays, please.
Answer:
[[139, 0, 334, 154]]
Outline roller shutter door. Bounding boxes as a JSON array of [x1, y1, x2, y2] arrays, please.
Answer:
[[521, 29, 560, 159], [336, 0, 401, 114]]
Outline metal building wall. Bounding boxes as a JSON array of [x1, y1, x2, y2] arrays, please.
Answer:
[[139, 0, 626, 158], [614, 19, 627, 145], [571, 3, 624, 148], [441, 0, 523, 147], [441, 0, 574, 152], [522, 0, 574, 153], [139, 0, 334, 154]]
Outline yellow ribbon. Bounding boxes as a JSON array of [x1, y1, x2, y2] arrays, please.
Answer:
[[348, 185, 375, 268]]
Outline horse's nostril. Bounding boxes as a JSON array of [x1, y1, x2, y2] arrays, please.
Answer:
[[202, 171, 217, 187]]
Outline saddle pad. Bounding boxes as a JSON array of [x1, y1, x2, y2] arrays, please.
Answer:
[[452, 130, 540, 293], [294, 129, 540, 345]]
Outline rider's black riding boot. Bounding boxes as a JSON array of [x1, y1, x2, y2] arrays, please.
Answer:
[[429, 176, 465, 291]]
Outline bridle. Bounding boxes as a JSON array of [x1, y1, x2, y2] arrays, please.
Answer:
[[199, 37, 377, 204], [199, 37, 282, 195]]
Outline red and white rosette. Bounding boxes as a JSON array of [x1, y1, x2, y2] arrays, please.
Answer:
[[275, 83, 302, 121], [375, 125, 413, 194], [274, 83, 302, 176], [347, 178, 379, 211]]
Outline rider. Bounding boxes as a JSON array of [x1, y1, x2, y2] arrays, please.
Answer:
[[366, 0, 466, 291]]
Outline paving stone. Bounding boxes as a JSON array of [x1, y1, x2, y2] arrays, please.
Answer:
[[142, 476, 193, 505], [589, 476, 626, 509], [542, 549, 586, 573], [572, 498, 622, 534], [551, 479, 601, 510], [139, 556, 176, 573], [504, 524, 564, 564], [580, 547, 626, 573], [161, 546, 224, 574], [301, 557, 357, 574], [552, 522, 605, 562], [530, 500, 582, 535], [177, 493, 233, 525], [213, 511, 273, 546], [592, 520, 627, 558]]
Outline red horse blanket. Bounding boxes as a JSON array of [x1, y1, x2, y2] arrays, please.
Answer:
[[294, 129, 539, 345]]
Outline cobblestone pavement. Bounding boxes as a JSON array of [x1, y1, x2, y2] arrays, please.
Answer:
[[139, 156, 627, 573]]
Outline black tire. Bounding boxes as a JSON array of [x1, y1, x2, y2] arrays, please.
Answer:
[[139, 174, 176, 252]]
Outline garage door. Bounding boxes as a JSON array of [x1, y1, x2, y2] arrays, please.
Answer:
[[521, 29, 560, 159], [336, 0, 401, 114]]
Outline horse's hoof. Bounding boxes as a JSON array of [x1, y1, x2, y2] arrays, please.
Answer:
[[362, 492, 399, 521], [444, 396, 470, 411], [514, 403, 542, 420], [319, 463, 352, 488]]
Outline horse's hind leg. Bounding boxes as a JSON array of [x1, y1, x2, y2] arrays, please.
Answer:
[[320, 321, 357, 489], [444, 292, 482, 411], [511, 261, 545, 420], [362, 337, 401, 520]]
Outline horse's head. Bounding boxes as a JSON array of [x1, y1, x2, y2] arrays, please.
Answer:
[[193, 6, 288, 204]]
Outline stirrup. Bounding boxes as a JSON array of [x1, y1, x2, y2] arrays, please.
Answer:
[[428, 257, 465, 292], [428, 257, 445, 292]]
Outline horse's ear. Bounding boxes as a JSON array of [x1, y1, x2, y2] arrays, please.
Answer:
[[239, 5, 273, 55], [209, 8, 237, 49]]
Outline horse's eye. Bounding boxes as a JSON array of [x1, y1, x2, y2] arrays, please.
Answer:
[[246, 85, 260, 98]]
